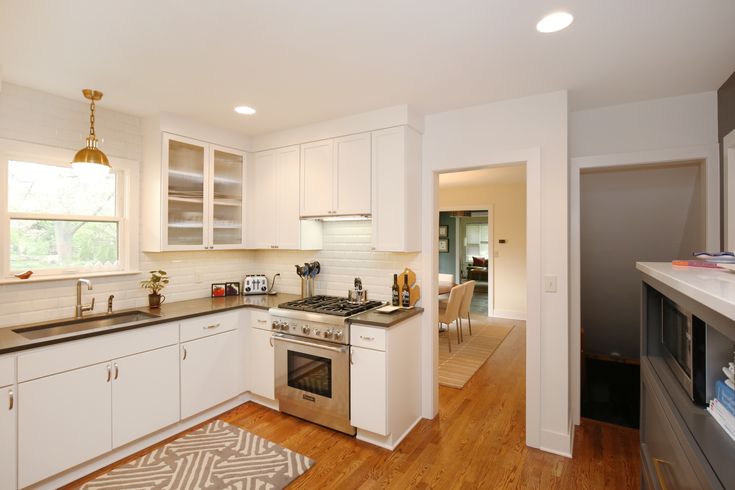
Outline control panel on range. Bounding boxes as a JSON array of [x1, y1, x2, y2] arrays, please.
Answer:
[[270, 318, 345, 342]]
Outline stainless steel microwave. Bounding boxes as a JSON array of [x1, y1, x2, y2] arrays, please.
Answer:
[[661, 297, 706, 405]]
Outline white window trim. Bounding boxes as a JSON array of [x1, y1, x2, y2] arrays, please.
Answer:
[[0, 138, 140, 282]]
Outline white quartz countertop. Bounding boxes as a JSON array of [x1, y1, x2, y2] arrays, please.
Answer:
[[636, 262, 735, 320]]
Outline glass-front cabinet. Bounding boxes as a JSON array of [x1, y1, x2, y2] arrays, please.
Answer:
[[162, 133, 245, 250]]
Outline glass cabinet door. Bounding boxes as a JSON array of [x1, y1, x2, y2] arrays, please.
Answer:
[[210, 148, 244, 247], [166, 136, 206, 248]]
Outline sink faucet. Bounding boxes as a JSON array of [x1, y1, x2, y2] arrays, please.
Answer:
[[107, 294, 114, 314], [75, 278, 95, 318]]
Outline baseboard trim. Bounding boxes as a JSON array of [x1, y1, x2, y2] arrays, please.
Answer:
[[539, 425, 573, 458], [490, 309, 526, 321], [356, 416, 424, 450]]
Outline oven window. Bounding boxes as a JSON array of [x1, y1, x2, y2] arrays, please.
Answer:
[[287, 351, 332, 398]]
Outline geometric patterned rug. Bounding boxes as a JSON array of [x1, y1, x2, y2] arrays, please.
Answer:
[[80, 420, 313, 490], [439, 317, 514, 389]]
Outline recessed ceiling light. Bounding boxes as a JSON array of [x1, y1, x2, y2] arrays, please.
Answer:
[[536, 12, 573, 33], [234, 105, 256, 115]]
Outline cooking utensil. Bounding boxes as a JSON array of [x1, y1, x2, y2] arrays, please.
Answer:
[[348, 289, 368, 304]]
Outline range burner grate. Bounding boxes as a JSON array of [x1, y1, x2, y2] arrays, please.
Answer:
[[278, 295, 383, 317]]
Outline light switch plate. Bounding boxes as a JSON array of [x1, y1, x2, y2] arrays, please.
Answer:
[[544, 275, 557, 293]]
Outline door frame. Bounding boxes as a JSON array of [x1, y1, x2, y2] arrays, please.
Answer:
[[724, 129, 735, 251], [438, 205, 494, 317], [569, 143, 720, 425]]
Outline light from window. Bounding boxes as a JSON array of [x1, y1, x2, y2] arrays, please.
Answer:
[[465, 223, 489, 262], [7, 160, 121, 274]]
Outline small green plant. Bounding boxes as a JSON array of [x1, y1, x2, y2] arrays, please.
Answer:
[[140, 270, 169, 295]]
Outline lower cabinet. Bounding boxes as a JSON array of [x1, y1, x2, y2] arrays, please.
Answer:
[[249, 326, 275, 399], [0, 384, 16, 490], [181, 330, 239, 419], [18, 362, 112, 488], [112, 345, 180, 447], [350, 346, 387, 435]]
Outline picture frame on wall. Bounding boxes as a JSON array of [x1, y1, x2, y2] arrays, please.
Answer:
[[438, 238, 449, 253], [211, 283, 226, 297], [439, 225, 448, 238]]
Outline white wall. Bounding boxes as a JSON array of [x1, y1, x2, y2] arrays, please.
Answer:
[[439, 182, 526, 318], [422, 91, 569, 455]]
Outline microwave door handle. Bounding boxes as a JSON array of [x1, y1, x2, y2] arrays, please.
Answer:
[[271, 334, 346, 354]]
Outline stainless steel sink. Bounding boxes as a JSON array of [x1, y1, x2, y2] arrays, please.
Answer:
[[13, 310, 160, 340]]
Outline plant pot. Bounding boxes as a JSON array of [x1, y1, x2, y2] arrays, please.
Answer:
[[148, 293, 166, 308]]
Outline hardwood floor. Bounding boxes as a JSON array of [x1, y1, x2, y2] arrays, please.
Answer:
[[66, 323, 640, 489]]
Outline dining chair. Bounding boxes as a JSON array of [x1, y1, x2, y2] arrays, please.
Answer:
[[438, 284, 464, 351], [458, 280, 476, 339]]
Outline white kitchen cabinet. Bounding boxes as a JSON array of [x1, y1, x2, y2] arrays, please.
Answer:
[[142, 132, 246, 251], [248, 146, 322, 250], [300, 133, 371, 217], [350, 345, 387, 435], [181, 330, 240, 419], [0, 384, 16, 490], [112, 345, 180, 448], [18, 362, 112, 488], [371, 126, 422, 252], [249, 325, 275, 400]]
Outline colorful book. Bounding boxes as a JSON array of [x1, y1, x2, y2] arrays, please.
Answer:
[[707, 401, 735, 442], [715, 379, 735, 415]]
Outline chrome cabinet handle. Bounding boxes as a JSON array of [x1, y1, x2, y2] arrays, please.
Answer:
[[106, 363, 111, 382], [8, 389, 13, 411], [269, 336, 274, 348], [653, 458, 671, 490], [182, 347, 187, 360], [203, 323, 221, 330], [350, 348, 354, 365], [257, 319, 268, 324], [360, 335, 375, 341], [114, 362, 119, 380], [271, 333, 347, 353]]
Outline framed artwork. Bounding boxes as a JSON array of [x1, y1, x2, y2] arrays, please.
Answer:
[[438, 238, 449, 253], [211, 283, 226, 297], [439, 225, 448, 238], [225, 282, 240, 296]]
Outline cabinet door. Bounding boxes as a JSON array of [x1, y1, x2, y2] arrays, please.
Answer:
[[163, 133, 210, 251], [334, 133, 371, 215], [300, 139, 334, 216], [181, 331, 240, 419], [249, 327, 275, 400], [251, 150, 278, 249], [18, 362, 112, 488], [210, 146, 246, 249], [0, 385, 15, 490], [112, 345, 180, 448], [276, 145, 302, 249], [350, 346, 387, 435]]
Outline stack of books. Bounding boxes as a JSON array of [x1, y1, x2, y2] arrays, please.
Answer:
[[707, 362, 735, 441]]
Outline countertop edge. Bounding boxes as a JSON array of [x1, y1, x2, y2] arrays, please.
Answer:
[[348, 307, 424, 327]]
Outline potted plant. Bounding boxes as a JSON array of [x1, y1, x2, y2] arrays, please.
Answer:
[[140, 270, 169, 308]]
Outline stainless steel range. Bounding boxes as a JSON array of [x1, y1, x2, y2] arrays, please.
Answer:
[[269, 296, 383, 435]]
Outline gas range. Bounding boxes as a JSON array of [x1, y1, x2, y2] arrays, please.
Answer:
[[269, 295, 384, 345]]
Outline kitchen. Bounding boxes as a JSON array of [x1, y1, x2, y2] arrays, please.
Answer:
[[1, 1, 735, 489]]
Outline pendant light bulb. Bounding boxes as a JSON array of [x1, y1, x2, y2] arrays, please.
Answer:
[[72, 89, 111, 175]]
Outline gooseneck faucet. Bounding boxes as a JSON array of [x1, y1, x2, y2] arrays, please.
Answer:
[[75, 278, 95, 318]]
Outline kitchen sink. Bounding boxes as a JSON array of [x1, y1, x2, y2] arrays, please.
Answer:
[[13, 310, 161, 340]]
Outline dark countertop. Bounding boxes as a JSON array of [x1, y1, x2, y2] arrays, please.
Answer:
[[0, 293, 302, 355], [348, 306, 424, 327]]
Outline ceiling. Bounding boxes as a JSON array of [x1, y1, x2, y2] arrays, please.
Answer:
[[439, 165, 526, 188], [1, 1, 734, 136]]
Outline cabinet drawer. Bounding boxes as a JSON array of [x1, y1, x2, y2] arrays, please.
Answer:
[[351, 324, 386, 351], [641, 381, 702, 490], [250, 310, 272, 331], [0, 355, 15, 387], [180, 311, 238, 342]]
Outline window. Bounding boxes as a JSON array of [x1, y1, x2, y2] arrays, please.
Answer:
[[465, 222, 488, 262], [1, 140, 139, 280]]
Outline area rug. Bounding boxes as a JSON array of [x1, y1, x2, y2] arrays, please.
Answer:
[[439, 318, 514, 389], [80, 420, 313, 490]]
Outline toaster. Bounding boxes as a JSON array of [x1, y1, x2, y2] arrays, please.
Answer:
[[243, 274, 268, 295]]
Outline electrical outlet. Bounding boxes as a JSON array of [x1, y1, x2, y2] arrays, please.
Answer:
[[544, 275, 557, 293]]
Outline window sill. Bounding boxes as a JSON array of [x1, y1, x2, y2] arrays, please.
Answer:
[[0, 270, 142, 285]]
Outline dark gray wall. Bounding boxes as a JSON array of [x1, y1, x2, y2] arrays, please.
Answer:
[[581, 163, 705, 359], [719, 71, 735, 248], [438, 212, 456, 277]]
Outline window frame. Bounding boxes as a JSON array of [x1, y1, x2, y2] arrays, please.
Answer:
[[0, 139, 140, 282], [464, 222, 489, 262]]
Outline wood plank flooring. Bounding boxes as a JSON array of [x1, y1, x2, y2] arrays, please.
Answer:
[[66, 322, 640, 489]]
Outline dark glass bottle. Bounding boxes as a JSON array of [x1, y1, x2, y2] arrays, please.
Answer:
[[392, 274, 400, 306], [401, 273, 410, 307]]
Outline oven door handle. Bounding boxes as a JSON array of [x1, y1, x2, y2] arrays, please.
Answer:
[[271, 333, 347, 353]]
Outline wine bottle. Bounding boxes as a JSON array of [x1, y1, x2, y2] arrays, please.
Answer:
[[401, 273, 410, 307], [392, 274, 400, 306]]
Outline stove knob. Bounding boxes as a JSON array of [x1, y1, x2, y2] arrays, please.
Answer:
[[301, 325, 311, 335], [323, 329, 333, 339], [271, 321, 278, 330], [281, 322, 290, 331], [334, 330, 343, 340]]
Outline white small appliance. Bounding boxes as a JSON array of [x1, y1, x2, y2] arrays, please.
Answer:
[[243, 274, 269, 295]]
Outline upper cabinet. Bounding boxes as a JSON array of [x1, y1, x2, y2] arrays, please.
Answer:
[[371, 127, 422, 253], [248, 146, 322, 250], [142, 132, 246, 252], [300, 133, 371, 217]]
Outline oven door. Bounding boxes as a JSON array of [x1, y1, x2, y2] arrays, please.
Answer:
[[272, 332, 355, 435]]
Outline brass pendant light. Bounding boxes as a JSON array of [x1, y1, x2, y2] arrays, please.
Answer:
[[71, 89, 111, 175]]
